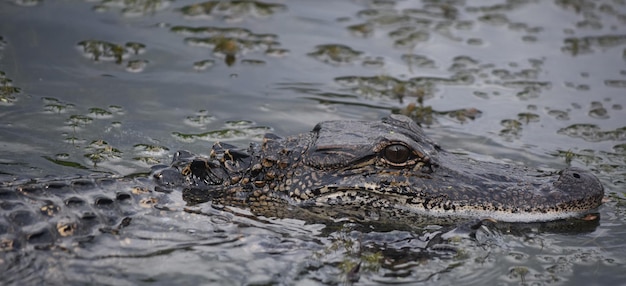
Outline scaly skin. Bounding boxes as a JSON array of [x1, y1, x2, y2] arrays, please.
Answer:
[[0, 115, 604, 250], [159, 114, 604, 222]]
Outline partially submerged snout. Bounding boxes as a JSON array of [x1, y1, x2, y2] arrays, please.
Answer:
[[484, 166, 605, 222], [299, 115, 605, 223], [552, 167, 604, 212], [307, 163, 604, 223]]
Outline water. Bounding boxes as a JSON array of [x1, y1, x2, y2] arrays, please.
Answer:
[[0, 0, 625, 285]]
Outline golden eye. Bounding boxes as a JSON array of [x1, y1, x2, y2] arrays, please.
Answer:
[[383, 144, 410, 164]]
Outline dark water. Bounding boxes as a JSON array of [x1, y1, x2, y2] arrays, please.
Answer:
[[0, 0, 625, 285]]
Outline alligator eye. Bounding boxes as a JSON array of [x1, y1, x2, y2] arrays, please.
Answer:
[[383, 144, 411, 164]]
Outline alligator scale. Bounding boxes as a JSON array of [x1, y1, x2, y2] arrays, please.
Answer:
[[0, 115, 604, 250]]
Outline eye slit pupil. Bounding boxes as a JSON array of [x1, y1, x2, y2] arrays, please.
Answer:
[[384, 144, 410, 164]]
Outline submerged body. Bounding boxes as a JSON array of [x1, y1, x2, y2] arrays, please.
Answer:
[[0, 115, 604, 249]]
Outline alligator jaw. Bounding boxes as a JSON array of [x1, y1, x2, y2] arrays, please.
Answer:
[[154, 114, 604, 223]]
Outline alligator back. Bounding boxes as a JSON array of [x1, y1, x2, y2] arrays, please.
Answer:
[[0, 175, 168, 251]]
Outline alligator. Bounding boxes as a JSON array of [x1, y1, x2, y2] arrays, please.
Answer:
[[0, 114, 604, 250]]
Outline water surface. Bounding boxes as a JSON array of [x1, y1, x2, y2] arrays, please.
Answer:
[[1, 0, 625, 285]]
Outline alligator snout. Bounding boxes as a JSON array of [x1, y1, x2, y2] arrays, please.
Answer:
[[554, 167, 604, 208], [558, 167, 601, 186]]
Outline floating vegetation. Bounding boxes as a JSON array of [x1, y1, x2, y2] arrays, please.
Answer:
[[133, 144, 169, 164], [517, 112, 540, 123], [265, 47, 289, 57], [393, 30, 430, 49], [240, 59, 266, 66], [125, 42, 146, 54], [0, 71, 20, 105], [126, 59, 149, 73], [179, 0, 287, 21], [133, 144, 169, 154], [614, 143, 626, 154], [357, 9, 415, 27], [63, 135, 87, 145], [347, 23, 374, 37], [43, 156, 88, 170], [547, 109, 570, 121], [562, 34, 626, 56], [400, 103, 482, 126], [84, 140, 123, 166], [66, 114, 94, 129], [78, 40, 126, 63], [499, 119, 523, 141], [605, 79, 626, 88], [335, 73, 472, 103], [508, 266, 530, 284], [313, 227, 385, 283], [184, 110, 215, 127], [0, 37, 19, 105], [133, 156, 161, 165], [478, 13, 509, 26], [108, 105, 124, 114], [553, 149, 602, 167], [92, 0, 170, 16], [172, 25, 284, 66], [344, 3, 539, 50], [193, 59, 216, 71], [308, 44, 363, 66], [334, 1, 555, 114], [401, 54, 436, 69], [361, 56, 385, 68], [224, 120, 256, 128], [558, 124, 626, 142], [172, 121, 271, 142], [88, 107, 114, 119], [42, 97, 75, 114], [77, 40, 148, 71], [400, 103, 434, 125], [588, 101, 609, 119]]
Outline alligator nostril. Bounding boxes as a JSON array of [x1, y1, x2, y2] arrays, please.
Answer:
[[572, 173, 580, 179]]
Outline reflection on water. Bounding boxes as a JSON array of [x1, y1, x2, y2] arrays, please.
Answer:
[[0, 0, 625, 285], [0, 175, 611, 285]]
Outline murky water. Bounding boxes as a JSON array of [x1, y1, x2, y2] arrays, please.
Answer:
[[0, 0, 625, 285]]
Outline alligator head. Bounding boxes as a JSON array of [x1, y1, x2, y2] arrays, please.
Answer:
[[156, 114, 604, 222]]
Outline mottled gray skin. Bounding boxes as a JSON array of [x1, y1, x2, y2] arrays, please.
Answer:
[[161, 114, 604, 222], [0, 115, 604, 250]]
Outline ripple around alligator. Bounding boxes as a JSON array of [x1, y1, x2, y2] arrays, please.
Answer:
[[0, 0, 625, 285]]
